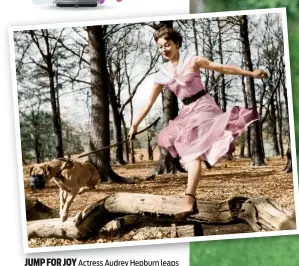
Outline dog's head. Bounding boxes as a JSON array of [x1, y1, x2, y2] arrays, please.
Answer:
[[29, 159, 74, 189], [29, 163, 53, 189]]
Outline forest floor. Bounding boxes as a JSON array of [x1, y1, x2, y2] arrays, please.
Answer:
[[22, 155, 296, 249]]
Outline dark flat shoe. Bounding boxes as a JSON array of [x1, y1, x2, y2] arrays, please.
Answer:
[[204, 161, 212, 169], [174, 194, 198, 221]]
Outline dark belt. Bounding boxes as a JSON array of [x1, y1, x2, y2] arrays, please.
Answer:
[[182, 90, 207, 105]]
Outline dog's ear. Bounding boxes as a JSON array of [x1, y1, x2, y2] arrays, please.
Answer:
[[42, 164, 52, 178]]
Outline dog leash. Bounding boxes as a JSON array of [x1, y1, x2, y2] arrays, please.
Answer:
[[53, 117, 160, 179], [75, 117, 160, 159]]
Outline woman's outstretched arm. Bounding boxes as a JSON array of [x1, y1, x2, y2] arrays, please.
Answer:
[[195, 57, 267, 79], [128, 83, 164, 139]]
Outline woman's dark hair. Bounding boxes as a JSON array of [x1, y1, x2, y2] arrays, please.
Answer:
[[154, 26, 183, 48]]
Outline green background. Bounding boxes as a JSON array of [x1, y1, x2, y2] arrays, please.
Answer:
[[190, 1, 299, 265], [190, 235, 299, 266]]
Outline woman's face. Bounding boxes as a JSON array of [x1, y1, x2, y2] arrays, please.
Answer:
[[157, 37, 179, 61]]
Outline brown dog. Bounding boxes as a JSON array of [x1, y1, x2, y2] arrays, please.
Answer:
[[29, 159, 100, 222]]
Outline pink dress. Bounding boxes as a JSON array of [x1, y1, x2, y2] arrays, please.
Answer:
[[154, 52, 258, 168]]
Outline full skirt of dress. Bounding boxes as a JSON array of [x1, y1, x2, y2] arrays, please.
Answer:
[[158, 94, 258, 168]]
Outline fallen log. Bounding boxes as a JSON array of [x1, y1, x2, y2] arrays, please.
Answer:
[[27, 217, 203, 240], [110, 216, 204, 238], [238, 197, 296, 231], [27, 193, 295, 240]]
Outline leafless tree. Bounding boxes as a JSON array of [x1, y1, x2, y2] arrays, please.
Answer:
[[87, 25, 133, 183]]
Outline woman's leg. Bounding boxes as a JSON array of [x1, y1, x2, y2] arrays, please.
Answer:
[[180, 157, 202, 212]]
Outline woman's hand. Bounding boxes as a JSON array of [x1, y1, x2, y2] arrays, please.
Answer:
[[128, 124, 138, 140], [252, 69, 268, 79]]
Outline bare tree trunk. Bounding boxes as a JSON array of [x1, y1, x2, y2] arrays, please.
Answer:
[[49, 68, 64, 158], [147, 134, 154, 161], [130, 141, 135, 164], [284, 145, 292, 173], [107, 59, 126, 165], [217, 17, 226, 112], [54, 69, 63, 159], [240, 16, 265, 166], [87, 25, 110, 174], [87, 25, 133, 183], [29, 29, 65, 159], [129, 86, 135, 164], [270, 99, 280, 156], [154, 147, 173, 174], [108, 76, 125, 165], [121, 117, 130, 162], [201, 20, 209, 90], [154, 90, 186, 174], [34, 31, 65, 160], [192, 19, 199, 56], [33, 123, 42, 163], [281, 60, 291, 172], [154, 90, 185, 174], [258, 83, 266, 159], [277, 88, 284, 158], [241, 73, 251, 157], [206, 20, 219, 105], [239, 134, 245, 158], [153, 21, 186, 174], [28, 29, 63, 158]]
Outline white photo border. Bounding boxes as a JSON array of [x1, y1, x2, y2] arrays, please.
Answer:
[[8, 7, 299, 253]]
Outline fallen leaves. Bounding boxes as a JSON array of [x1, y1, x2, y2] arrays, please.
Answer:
[[24, 156, 295, 248]]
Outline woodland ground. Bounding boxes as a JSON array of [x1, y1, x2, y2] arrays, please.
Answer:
[[22, 150, 296, 248]]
